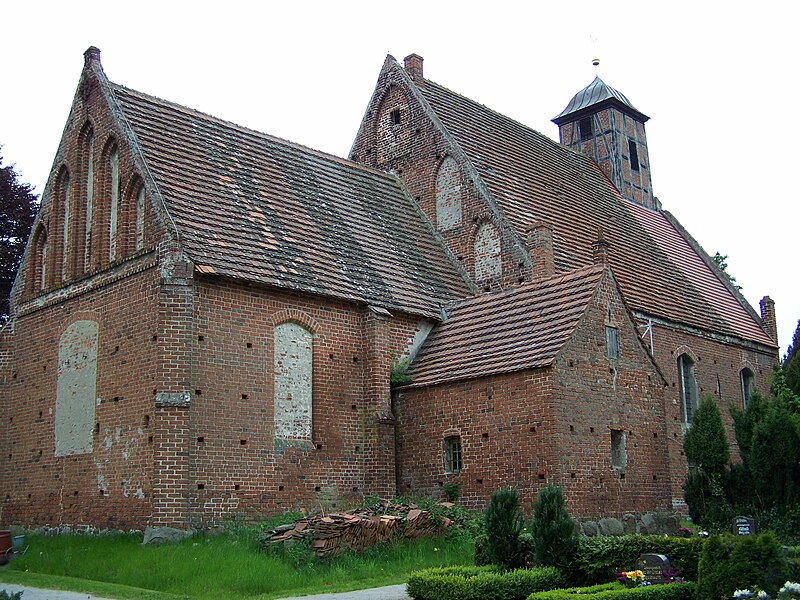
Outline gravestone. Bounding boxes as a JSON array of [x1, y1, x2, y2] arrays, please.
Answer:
[[635, 553, 670, 584], [733, 516, 756, 536]]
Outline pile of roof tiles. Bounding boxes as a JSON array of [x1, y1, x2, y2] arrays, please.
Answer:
[[263, 501, 454, 557]]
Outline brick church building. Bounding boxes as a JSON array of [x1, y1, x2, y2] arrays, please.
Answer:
[[0, 48, 779, 529]]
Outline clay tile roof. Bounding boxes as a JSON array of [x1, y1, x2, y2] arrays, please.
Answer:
[[552, 76, 648, 124], [417, 80, 775, 348], [110, 84, 470, 318], [407, 266, 604, 387]]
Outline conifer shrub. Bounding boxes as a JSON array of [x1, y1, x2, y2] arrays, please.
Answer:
[[682, 395, 732, 530], [695, 532, 789, 600], [530, 483, 576, 573], [484, 487, 526, 570]]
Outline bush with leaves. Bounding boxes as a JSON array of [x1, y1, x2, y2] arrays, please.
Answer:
[[696, 532, 789, 600], [484, 487, 526, 570], [530, 483, 576, 574], [572, 534, 703, 585]]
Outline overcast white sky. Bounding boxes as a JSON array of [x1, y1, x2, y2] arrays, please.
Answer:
[[2, 1, 798, 354]]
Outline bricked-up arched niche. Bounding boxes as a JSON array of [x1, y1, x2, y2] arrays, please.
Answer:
[[740, 367, 755, 408], [435, 156, 463, 230], [55, 320, 99, 456], [677, 353, 698, 424], [474, 221, 502, 283], [99, 139, 120, 264], [77, 123, 95, 275], [54, 166, 71, 286], [28, 224, 49, 293], [375, 86, 411, 164], [121, 176, 145, 256], [274, 321, 313, 440]]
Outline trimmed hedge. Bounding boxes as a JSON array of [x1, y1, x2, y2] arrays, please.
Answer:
[[527, 582, 695, 600], [407, 565, 565, 600], [573, 535, 703, 584]]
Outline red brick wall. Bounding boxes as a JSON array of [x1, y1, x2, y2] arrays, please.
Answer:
[[0, 265, 160, 529], [394, 271, 669, 518], [550, 274, 669, 517], [184, 277, 430, 525], [646, 322, 776, 510], [350, 66, 528, 291]]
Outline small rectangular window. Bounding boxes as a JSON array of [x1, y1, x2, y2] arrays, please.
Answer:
[[390, 108, 401, 126], [579, 117, 593, 141], [444, 436, 462, 473], [606, 325, 619, 360], [611, 429, 626, 470], [628, 139, 640, 172]]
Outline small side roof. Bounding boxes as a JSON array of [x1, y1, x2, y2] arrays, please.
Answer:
[[552, 76, 649, 124], [406, 265, 604, 387]]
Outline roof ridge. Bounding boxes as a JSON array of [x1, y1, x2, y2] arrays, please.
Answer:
[[424, 79, 558, 146], [109, 82, 401, 184]]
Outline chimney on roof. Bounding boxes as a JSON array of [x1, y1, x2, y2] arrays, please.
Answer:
[[527, 223, 554, 280], [84, 46, 101, 66], [592, 229, 611, 265], [760, 296, 778, 345], [404, 54, 424, 84]]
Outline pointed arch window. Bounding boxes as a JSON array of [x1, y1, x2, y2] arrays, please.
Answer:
[[740, 368, 755, 408], [56, 167, 71, 284], [77, 125, 95, 274], [30, 225, 48, 292], [435, 157, 463, 230], [135, 186, 145, 251], [474, 221, 502, 283], [108, 145, 119, 261], [678, 354, 698, 424]]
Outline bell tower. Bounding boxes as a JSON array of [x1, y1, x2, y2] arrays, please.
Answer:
[[553, 76, 655, 209]]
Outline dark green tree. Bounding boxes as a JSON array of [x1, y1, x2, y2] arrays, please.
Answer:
[[530, 483, 576, 573], [0, 147, 39, 323], [783, 320, 800, 397], [484, 487, 526, 570], [683, 395, 731, 528]]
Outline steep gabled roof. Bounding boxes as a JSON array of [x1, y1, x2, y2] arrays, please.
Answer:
[[406, 265, 604, 387], [108, 84, 470, 318], [412, 77, 775, 348]]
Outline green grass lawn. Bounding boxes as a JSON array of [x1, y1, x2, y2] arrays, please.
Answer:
[[0, 528, 475, 599]]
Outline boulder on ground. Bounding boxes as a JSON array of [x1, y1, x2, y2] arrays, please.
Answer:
[[142, 526, 194, 546], [597, 517, 624, 536]]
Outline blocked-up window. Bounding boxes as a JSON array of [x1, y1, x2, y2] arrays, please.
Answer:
[[55, 320, 99, 456], [611, 429, 626, 470], [740, 368, 755, 408], [678, 354, 698, 424], [606, 325, 619, 360], [435, 157, 463, 230], [274, 322, 313, 440], [474, 222, 501, 282], [444, 436, 462, 473]]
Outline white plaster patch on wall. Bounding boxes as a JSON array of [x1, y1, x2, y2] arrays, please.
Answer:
[[55, 320, 99, 456], [274, 322, 313, 440], [435, 157, 463, 230], [474, 222, 502, 281], [406, 320, 435, 361]]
